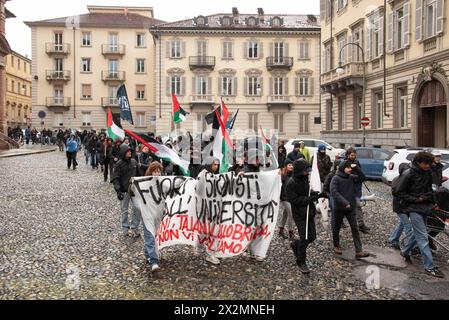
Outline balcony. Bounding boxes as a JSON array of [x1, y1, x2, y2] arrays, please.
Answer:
[[45, 70, 71, 82], [267, 95, 292, 110], [321, 62, 365, 95], [45, 43, 71, 55], [101, 44, 126, 56], [46, 97, 71, 109], [189, 56, 215, 70], [101, 71, 125, 82], [101, 97, 119, 108], [266, 57, 294, 71]]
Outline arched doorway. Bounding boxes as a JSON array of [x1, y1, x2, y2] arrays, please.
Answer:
[[417, 80, 447, 147]]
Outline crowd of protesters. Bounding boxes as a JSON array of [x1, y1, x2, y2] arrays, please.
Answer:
[[29, 126, 446, 279]]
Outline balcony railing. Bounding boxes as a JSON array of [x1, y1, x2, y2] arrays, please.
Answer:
[[46, 96, 71, 108], [268, 95, 292, 103], [321, 62, 365, 85], [189, 56, 215, 70], [45, 43, 71, 55], [101, 44, 126, 55], [101, 71, 126, 82], [190, 94, 214, 103], [266, 56, 294, 70], [101, 97, 119, 107], [45, 70, 71, 81]]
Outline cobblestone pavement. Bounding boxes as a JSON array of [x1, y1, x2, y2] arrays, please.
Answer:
[[0, 150, 448, 299]]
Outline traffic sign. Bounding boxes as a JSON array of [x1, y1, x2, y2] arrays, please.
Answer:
[[361, 117, 370, 127]]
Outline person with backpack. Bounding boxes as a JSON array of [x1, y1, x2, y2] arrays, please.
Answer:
[[396, 151, 444, 278]]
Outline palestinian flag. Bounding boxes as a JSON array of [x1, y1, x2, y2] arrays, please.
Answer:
[[106, 108, 125, 141], [260, 126, 279, 169], [212, 107, 234, 174], [172, 93, 189, 123], [124, 129, 190, 176]]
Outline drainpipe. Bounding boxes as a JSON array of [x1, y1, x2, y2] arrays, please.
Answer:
[[383, 0, 390, 117], [73, 26, 76, 122]]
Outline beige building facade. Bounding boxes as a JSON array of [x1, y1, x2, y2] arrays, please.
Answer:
[[320, 0, 449, 149], [150, 8, 321, 139], [5, 51, 32, 128], [25, 6, 163, 131]]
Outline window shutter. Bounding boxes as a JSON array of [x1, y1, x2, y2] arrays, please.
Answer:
[[259, 42, 264, 59], [295, 77, 299, 96], [415, 0, 423, 41], [367, 24, 372, 60], [305, 42, 310, 59], [258, 77, 263, 95], [379, 16, 384, 56], [166, 77, 171, 96], [181, 41, 186, 57], [387, 12, 394, 52], [244, 42, 248, 59], [166, 41, 171, 58], [244, 77, 248, 96], [269, 78, 273, 95], [192, 77, 196, 94], [436, 0, 444, 34], [181, 77, 186, 96], [284, 77, 289, 95], [218, 77, 222, 95], [285, 42, 289, 57], [403, 3, 410, 47], [233, 78, 237, 96], [320, 0, 326, 21], [309, 77, 314, 96], [221, 41, 225, 59], [347, 35, 353, 62], [270, 43, 274, 57], [207, 77, 212, 95]]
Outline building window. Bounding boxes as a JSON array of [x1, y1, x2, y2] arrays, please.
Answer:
[[196, 40, 207, 56], [221, 76, 234, 96], [81, 58, 91, 72], [271, 17, 282, 27], [373, 91, 384, 129], [337, 0, 348, 12], [136, 59, 145, 73], [247, 41, 260, 59], [170, 76, 181, 95], [324, 42, 331, 72], [81, 84, 92, 99], [54, 112, 64, 127], [136, 33, 146, 47], [11, 55, 14, 67], [352, 27, 363, 62], [82, 112, 91, 127], [248, 113, 258, 132], [18, 59, 20, 70], [338, 96, 346, 130], [299, 113, 310, 133], [54, 32, 63, 51], [55, 58, 63, 71], [222, 40, 233, 59], [337, 34, 346, 64], [136, 85, 145, 100], [326, 99, 333, 130], [22, 84, 27, 96], [82, 32, 91, 46], [222, 16, 232, 26], [24, 63, 27, 73], [247, 17, 257, 26], [136, 112, 146, 127], [273, 77, 284, 96], [353, 95, 362, 129], [298, 41, 310, 60], [297, 76, 309, 96], [17, 82, 21, 94], [274, 113, 284, 133], [194, 76, 209, 95], [196, 113, 208, 132], [11, 80, 14, 93], [247, 76, 262, 96], [369, 13, 383, 59], [170, 40, 182, 58], [396, 86, 408, 128]]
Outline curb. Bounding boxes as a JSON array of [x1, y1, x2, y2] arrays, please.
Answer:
[[0, 147, 58, 158]]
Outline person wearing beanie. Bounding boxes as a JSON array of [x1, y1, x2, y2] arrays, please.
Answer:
[[317, 144, 332, 183], [278, 159, 295, 240], [285, 159, 324, 274], [330, 160, 370, 259], [287, 142, 305, 163]]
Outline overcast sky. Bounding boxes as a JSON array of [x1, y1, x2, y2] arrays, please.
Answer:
[[5, 0, 319, 58]]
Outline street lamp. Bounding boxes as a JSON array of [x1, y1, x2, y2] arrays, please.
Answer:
[[336, 42, 366, 147]]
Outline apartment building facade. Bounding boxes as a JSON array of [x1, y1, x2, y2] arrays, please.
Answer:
[[150, 8, 321, 139], [320, 0, 449, 149], [5, 51, 32, 128], [25, 6, 163, 131]]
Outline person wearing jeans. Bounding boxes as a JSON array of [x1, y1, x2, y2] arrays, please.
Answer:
[[396, 151, 444, 278], [278, 160, 295, 239]]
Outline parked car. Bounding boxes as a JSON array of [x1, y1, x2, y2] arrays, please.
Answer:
[[336, 147, 394, 180], [382, 148, 449, 185], [284, 138, 344, 161]]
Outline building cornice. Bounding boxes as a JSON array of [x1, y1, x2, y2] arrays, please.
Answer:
[[150, 28, 320, 37]]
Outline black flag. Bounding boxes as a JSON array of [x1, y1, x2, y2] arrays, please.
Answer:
[[117, 84, 133, 125]]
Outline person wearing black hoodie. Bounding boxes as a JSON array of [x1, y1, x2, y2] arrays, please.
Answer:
[[285, 159, 323, 274], [330, 160, 370, 259], [286, 142, 305, 162], [278, 159, 295, 240], [112, 144, 141, 238]]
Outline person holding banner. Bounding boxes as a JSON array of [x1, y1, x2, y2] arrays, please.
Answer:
[[112, 144, 141, 238], [278, 159, 295, 240], [285, 159, 324, 274]]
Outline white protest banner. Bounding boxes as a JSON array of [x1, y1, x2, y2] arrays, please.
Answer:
[[131, 170, 281, 258], [310, 151, 329, 223]]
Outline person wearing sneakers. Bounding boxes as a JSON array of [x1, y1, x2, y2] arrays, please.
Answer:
[[278, 159, 295, 240], [142, 161, 163, 273], [330, 160, 370, 260], [285, 159, 324, 274], [396, 151, 444, 278]]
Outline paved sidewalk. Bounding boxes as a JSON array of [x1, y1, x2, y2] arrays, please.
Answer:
[[0, 145, 58, 158]]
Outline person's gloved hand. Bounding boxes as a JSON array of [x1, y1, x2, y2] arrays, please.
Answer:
[[318, 192, 328, 199], [117, 192, 124, 201], [310, 190, 319, 196], [309, 194, 320, 203]]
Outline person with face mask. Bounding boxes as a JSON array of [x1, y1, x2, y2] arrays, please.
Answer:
[[286, 142, 305, 163], [138, 146, 153, 177], [317, 144, 332, 184], [330, 160, 370, 259]]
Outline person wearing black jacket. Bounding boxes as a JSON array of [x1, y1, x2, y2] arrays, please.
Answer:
[[137, 146, 153, 177], [285, 159, 323, 274], [286, 143, 305, 162], [431, 151, 444, 187], [330, 160, 370, 259], [278, 159, 295, 240], [102, 138, 114, 182], [317, 144, 332, 183], [345, 148, 370, 233], [397, 151, 444, 278], [112, 144, 141, 238], [278, 145, 287, 169], [89, 135, 101, 169]]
